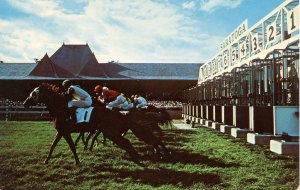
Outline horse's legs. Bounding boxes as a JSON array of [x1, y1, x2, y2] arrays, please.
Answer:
[[44, 132, 62, 164], [121, 129, 128, 137], [63, 133, 80, 165], [153, 145, 161, 155], [101, 134, 107, 145], [84, 132, 93, 150], [75, 132, 83, 146], [158, 144, 171, 156], [104, 132, 141, 164], [90, 130, 101, 151], [151, 141, 171, 160], [115, 138, 141, 163], [81, 132, 86, 145]]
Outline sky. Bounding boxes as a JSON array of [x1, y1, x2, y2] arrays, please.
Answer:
[[0, 0, 284, 63]]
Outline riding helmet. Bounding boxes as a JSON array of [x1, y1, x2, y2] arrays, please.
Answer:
[[94, 85, 102, 93], [62, 80, 72, 89]]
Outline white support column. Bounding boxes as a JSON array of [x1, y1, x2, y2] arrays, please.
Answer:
[[249, 106, 254, 131], [233, 105, 237, 126], [213, 105, 216, 121], [264, 66, 268, 93], [221, 106, 225, 123]]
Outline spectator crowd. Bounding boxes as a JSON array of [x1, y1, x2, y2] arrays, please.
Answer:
[[0, 98, 182, 108], [147, 100, 182, 108]]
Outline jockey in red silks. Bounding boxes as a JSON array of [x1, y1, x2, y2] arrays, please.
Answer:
[[94, 85, 133, 110], [62, 80, 92, 108]]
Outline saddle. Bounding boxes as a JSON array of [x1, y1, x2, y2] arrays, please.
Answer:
[[119, 110, 130, 116]]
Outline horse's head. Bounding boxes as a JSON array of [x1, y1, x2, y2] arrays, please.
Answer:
[[23, 86, 43, 108], [23, 83, 62, 109]]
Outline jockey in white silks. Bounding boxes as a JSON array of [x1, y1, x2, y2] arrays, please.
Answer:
[[133, 95, 148, 108], [62, 80, 92, 108]]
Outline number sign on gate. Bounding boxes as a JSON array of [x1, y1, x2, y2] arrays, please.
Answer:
[[198, 0, 299, 83], [266, 21, 276, 44], [239, 40, 247, 59], [231, 46, 238, 64], [287, 7, 299, 34], [251, 33, 260, 52]]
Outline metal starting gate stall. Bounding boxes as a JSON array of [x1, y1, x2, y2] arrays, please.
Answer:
[[182, 0, 299, 154]]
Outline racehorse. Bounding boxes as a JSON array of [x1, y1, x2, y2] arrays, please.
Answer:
[[123, 107, 172, 159], [23, 83, 140, 165], [87, 105, 172, 159]]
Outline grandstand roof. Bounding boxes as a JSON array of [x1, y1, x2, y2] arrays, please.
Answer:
[[0, 44, 201, 80], [29, 53, 74, 78], [0, 62, 201, 80]]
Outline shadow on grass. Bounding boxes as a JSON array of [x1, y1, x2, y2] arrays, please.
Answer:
[[127, 129, 240, 168], [141, 149, 240, 168], [162, 129, 198, 146], [113, 167, 221, 187], [92, 129, 240, 168], [89, 165, 222, 188]]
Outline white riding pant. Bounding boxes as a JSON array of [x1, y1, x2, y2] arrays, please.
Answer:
[[136, 101, 148, 108], [68, 97, 92, 108]]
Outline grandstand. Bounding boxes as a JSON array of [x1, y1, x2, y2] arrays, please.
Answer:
[[0, 44, 201, 120], [0, 44, 201, 101]]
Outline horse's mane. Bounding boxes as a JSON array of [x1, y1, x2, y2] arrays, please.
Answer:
[[40, 83, 62, 94], [39, 83, 65, 104], [38, 83, 67, 119]]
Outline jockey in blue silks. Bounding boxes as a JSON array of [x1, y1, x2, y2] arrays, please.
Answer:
[[133, 95, 148, 109]]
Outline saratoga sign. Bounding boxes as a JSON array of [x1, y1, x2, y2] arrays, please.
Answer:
[[220, 20, 248, 50], [198, 0, 299, 84]]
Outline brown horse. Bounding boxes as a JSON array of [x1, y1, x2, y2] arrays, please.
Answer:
[[122, 107, 172, 159], [87, 105, 172, 159], [23, 83, 140, 165]]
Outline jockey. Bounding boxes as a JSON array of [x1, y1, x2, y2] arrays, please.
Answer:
[[94, 85, 133, 110], [93, 85, 109, 100], [102, 83, 109, 91], [133, 94, 148, 108], [62, 80, 92, 108]]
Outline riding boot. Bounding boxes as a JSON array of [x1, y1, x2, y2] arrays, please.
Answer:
[[65, 107, 77, 123], [69, 107, 77, 123], [65, 110, 72, 123]]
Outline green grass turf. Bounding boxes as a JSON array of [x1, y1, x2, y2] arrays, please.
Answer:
[[0, 121, 298, 190]]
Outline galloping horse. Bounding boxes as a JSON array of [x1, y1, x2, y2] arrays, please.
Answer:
[[123, 107, 172, 159], [23, 83, 140, 165], [88, 105, 172, 159]]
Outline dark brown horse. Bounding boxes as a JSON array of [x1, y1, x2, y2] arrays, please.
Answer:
[[87, 105, 172, 159], [23, 83, 140, 165], [123, 107, 172, 159]]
